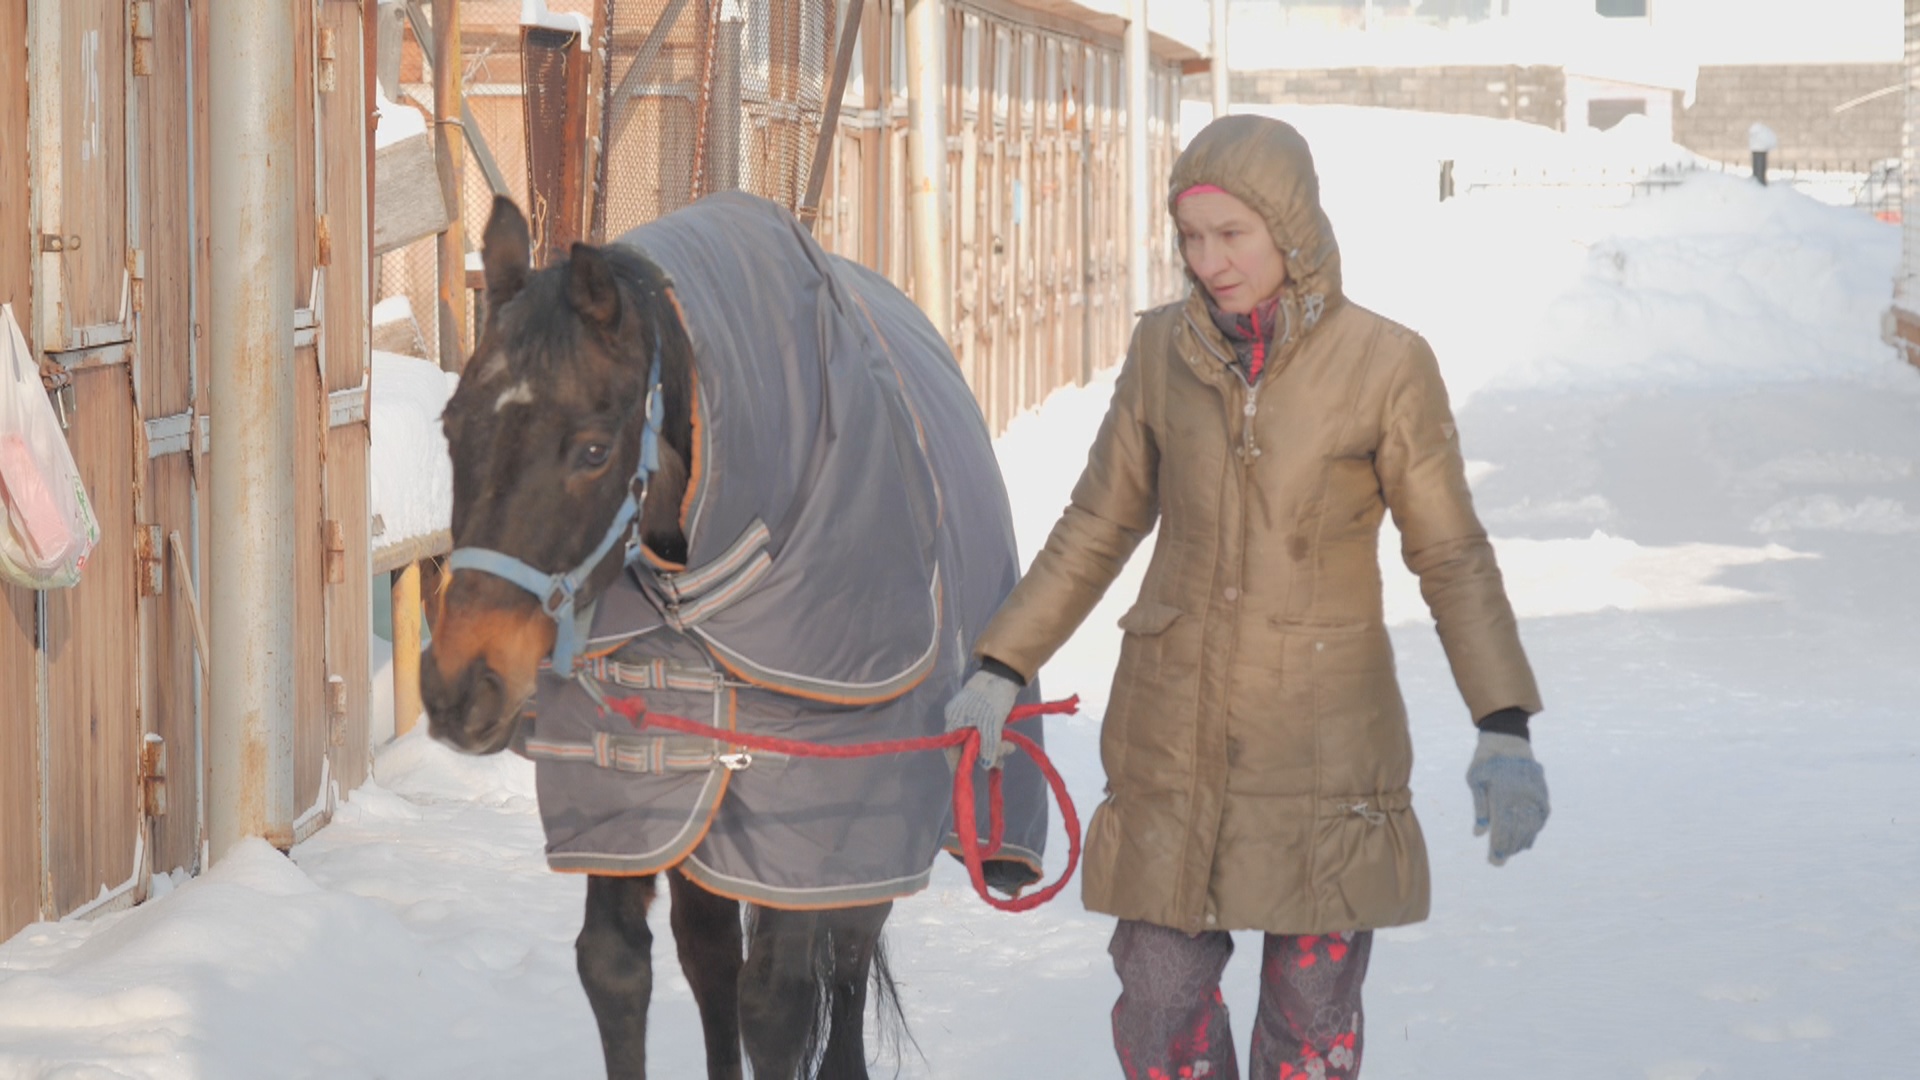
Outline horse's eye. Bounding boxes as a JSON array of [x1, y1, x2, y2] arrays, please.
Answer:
[[580, 443, 611, 469]]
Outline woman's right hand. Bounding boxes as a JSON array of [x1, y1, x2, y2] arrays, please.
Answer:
[[942, 669, 1022, 771]]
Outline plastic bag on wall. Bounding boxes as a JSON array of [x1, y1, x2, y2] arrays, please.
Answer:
[[0, 302, 99, 589]]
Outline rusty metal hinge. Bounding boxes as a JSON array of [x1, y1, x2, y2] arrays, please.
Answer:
[[323, 519, 346, 584], [131, 2, 155, 76], [141, 735, 168, 818], [136, 523, 165, 596], [318, 26, 338, 94], [327, 674, 348, 747], [129, 247, 145, 314]]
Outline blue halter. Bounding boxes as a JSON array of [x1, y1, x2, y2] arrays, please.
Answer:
[[447, 343, 667, 674]]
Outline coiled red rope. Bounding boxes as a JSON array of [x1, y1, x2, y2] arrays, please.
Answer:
[[595, 692, 1083, 912]]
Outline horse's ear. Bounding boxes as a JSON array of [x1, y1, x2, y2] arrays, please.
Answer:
[[567, 243, 621, 329], [482, 197, 531, 314]]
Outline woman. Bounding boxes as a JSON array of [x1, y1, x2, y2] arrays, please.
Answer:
[[944, 115, 1550, 1079]]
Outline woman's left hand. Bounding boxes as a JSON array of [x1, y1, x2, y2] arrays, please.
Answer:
[[1465, 732, 1550, 866]]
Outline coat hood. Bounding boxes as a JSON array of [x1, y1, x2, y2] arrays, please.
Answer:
[[1169, 115, 1344, 309]]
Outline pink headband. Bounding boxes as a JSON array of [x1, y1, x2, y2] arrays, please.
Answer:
[[1176, 184, 1228, 202]]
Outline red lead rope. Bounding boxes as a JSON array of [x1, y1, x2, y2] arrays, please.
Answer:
[[597, 692, 1083, 913]]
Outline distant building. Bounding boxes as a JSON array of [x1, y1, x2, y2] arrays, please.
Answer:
[[1214, 0, 1901, 169]]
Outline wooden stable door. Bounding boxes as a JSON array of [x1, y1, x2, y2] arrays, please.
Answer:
[[0, 0, 370, 943], [27, 0, 147, 924]]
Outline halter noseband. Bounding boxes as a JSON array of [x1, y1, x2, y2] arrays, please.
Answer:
[[446, 334, 667, 674]]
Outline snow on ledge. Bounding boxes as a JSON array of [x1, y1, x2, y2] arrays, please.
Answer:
[[374, 88, 428, 151], [369, 351, 459, 551], [521, 0, 590, 43]]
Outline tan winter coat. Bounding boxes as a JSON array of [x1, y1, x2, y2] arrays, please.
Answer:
[[974, 116, 1541, 936]]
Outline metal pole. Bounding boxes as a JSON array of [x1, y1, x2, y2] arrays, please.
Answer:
[[1211, 0, 1228, 119], [1125, 0, 1151, 315], [208, 0, 297, 860], [434, 0, 468, 371], [905, 0, 950, 338]]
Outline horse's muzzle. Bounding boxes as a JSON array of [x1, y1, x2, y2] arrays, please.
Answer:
[[421, 650, 524, 755]]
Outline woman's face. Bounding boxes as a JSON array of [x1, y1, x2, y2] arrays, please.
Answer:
[[1175, 189, 1287, 315]]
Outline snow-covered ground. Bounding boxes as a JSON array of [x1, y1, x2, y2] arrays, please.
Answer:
[[4, 105, 1919, 1078]]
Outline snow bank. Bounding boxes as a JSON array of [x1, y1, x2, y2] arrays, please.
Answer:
[[369, 350, 458, 550], [1501, 172, 1903, 392]]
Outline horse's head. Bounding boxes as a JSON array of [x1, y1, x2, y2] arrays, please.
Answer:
[[423, 197, 694, 754]]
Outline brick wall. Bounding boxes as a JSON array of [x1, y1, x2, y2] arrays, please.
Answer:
[[1199, 65, 1568, 131], [1674, 63, 1902, 168]]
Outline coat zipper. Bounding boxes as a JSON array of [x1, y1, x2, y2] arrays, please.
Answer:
[[1182, 307, 1264, 462], [1241, 380, 1261, 462]]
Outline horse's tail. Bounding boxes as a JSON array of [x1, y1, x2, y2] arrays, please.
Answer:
[[792, 910, 916, 1079], [863, 933, 915, 1075]]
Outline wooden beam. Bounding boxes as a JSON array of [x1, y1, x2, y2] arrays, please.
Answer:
[[391, 562, 423, 738]]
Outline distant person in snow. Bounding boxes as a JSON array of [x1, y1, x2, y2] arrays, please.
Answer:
[[1750, 121, 1778, 186], [942, 114, 1549, 1080]]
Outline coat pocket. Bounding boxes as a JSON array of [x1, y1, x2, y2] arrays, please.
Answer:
[[1117, 599, 1185, 635], [1106, 600, 1189, 784]]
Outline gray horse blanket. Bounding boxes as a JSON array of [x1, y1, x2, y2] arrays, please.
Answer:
[[520, 193, 1048, 906]]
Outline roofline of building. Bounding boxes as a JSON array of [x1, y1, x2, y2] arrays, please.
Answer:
[[954, 0, 1206, 64]]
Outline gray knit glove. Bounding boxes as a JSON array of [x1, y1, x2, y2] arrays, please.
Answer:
[[1466, 732, 1550, 866], [942, 670, 1021, 771]]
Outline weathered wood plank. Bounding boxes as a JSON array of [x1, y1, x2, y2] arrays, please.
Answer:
[[372, 133, 450, 256], [325, 426, 371, 792], [322, 0, 371, 793], [55, 0, 131, 339], [1, 578, 38, 940], [146, 454, 199, 874], [137, 0, 195, 417], [42, 368, 139, 917], [293, 345, 327, 820], [0, 0, 28, 315], [0, 16, 37, 932], [295, 0, 318, 310]]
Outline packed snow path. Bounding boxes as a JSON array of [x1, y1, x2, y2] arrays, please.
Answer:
[[3, 106, 1917, 1078]]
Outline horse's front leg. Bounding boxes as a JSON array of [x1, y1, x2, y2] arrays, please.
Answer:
[[668, 869, 744, 1080], [578, 874, 659, 1079]]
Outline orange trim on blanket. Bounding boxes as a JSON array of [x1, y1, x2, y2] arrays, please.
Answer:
[[672, 863, 924, 912], [705, 642, 935, 707], [678, 322, 704, 535]]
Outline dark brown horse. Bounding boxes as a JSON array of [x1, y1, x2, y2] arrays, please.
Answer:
[[421, 198, 910, 1079]]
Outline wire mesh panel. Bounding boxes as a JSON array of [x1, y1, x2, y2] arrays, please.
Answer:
[[593, 0, 837, 240]]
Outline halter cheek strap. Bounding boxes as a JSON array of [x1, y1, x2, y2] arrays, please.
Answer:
[[447, 329, 667, 674]]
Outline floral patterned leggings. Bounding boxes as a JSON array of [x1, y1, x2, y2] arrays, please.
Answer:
[[1110, 920, 1373, 1080]]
